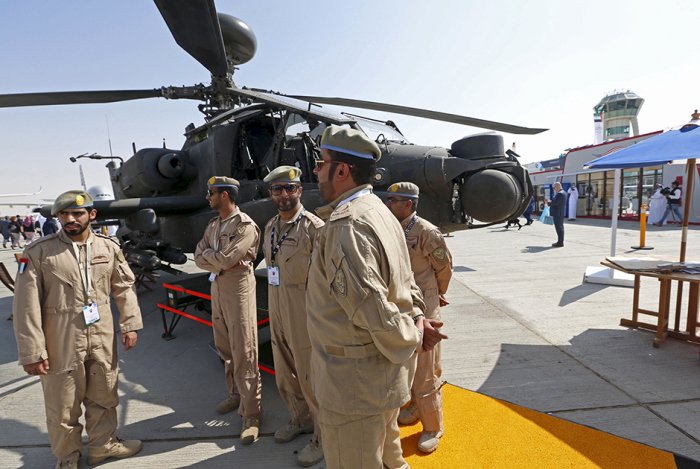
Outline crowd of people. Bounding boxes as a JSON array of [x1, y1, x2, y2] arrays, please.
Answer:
[[12, 126, 454, 469], [0, 214, 59, 249]]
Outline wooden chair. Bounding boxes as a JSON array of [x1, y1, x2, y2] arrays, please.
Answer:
[[0, 261, 16, 320], [0, 262, 14, 293]]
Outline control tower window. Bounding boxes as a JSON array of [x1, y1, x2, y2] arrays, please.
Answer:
[[605, 125, 630, 137]]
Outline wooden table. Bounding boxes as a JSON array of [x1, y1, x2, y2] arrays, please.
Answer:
[[602, 260, 700, 347]]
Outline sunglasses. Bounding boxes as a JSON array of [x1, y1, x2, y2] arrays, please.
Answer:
[[385, 198, 410, 205], [206, 189, 221, 196], [269, 184, 300, 195]]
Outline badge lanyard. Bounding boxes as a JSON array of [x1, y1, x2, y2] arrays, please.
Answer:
[[403, 215, 417, 238], [270, 210, 305, 265], [71, 241, 93, 304]]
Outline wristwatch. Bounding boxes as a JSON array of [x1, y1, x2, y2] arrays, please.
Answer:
[[413, 313, 425, 324]]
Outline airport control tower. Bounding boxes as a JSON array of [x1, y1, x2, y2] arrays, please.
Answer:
[[593, 90, 644, 143]]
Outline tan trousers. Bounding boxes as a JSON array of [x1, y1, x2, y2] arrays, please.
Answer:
[[211, 267, 261, 418], [269, 302, 319, 440], [410, 342, 443, 432], [40, 359, 119, 459], [319, 407, 407, 469]]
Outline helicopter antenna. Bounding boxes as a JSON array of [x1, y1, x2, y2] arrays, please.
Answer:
[[105, 115, 114, 157]]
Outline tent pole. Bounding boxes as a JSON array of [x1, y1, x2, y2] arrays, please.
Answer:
[[674, 158, 696, 330], [679, 158, 695, 262], [610, 169, 621, 257]]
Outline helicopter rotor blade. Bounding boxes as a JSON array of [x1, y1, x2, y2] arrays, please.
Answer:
[[0, 89, 164, 108], [287, 95, 547, 135], [154, 0, 228, 77]]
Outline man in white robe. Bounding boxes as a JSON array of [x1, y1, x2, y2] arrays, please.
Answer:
[[567, 186, 579, 221], [648, 184, 666, 225]]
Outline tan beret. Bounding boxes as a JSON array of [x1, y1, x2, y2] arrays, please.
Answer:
[[320, 125, 381, 162], [387, 182, 419, 199], [51, 190, 94, 216], [263, 166, 302, 184], [207, 176, 240, 188]]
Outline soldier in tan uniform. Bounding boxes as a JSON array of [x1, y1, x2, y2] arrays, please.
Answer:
[[194, 176, 262, 444], [12, 190, 143, 469], [385, 182, 453, 454], [306, 126, 448, 469], [262, 166, 325, 467]]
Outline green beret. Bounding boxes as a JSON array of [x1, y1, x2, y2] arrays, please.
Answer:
[[387, 182, 419, 199], [320, 125, 381, 162], [207, 176, 240, 188], [263, 166, 302, 184], [51, 190, 94, 216]]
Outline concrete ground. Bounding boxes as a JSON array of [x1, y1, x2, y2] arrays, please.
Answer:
[[1, 217, 699, 467]]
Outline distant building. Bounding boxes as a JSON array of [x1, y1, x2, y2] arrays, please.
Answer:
[[527, 131, 699, 224], [593, 90, 644, 142]]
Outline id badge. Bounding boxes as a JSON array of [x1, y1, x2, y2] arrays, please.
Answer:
[[208, 273, 217, 282], [267, 266, 280, 286], [83, 303, 100, 326]]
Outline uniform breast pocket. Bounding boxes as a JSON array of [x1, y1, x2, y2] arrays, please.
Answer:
[[91, 256, 111, 280], [283, 241, 309, 288], [44, 263, 78, 311]]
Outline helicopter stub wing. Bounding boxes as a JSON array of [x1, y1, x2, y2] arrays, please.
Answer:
[[287, 95, 547, 135], [154, 0, 228, 77], [0, 89, 163, 108]]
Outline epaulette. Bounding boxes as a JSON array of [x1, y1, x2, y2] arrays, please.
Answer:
[[94, 232, 121, 247], [304, 211, 325, 229], [329, 203, 352, 222], [208, 215, 219, 225], [23, 233, 58, 250]]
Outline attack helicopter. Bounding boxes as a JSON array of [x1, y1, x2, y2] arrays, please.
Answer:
[[0, 0, 546, 271]]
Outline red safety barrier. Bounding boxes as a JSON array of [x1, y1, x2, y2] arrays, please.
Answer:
[[158, 303, 213, 327]]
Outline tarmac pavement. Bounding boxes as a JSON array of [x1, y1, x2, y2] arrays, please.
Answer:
[[1, 217, 699, 467]]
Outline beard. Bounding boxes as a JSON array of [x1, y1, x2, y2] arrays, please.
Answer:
[[275, 196, 300, 213], [62, 221, 89, 236]]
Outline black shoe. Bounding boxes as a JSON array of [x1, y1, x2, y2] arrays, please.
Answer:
[[525, 220, 533, 225], [551, 243, 564, 247]]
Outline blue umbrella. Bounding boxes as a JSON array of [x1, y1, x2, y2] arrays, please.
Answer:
[[584, 113, 698, 265], [585, 124, 700, 169]]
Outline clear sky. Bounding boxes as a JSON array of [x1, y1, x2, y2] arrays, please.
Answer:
[[1, 0, 699, 205]]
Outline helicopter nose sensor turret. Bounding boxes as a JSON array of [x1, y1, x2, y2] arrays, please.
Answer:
[[449, 133, 530, 223]]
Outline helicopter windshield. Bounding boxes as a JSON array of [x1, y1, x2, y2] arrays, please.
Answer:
[[352, 116, 409, 144]]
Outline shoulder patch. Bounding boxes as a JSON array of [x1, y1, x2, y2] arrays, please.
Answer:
[[332, 269, 347, 296], [237, 224, 247, 235], [431, 247, 448, 262]]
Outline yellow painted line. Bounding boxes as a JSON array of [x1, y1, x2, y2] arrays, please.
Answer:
[[401, 384, 677, 468]]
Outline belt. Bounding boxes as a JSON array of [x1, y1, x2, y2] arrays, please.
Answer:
[[325, 343, 379, 359], [218, 261, 252, 276]]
